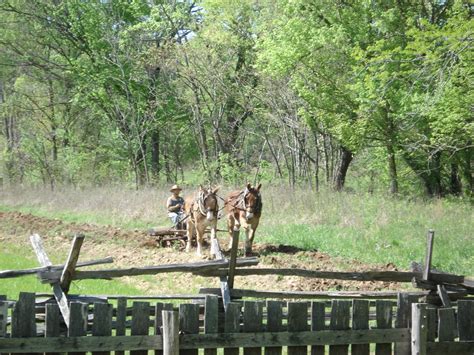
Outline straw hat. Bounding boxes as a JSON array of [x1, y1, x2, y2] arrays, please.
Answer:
[[170, 184, 182, 192]]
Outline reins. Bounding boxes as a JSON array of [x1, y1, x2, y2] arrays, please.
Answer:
[[216, 191, 246, 212]]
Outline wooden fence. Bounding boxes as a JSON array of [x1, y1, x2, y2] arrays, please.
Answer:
[[0, 292, 473, 354]]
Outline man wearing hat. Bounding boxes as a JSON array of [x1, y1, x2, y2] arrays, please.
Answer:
[[167, 185, 185, 228]]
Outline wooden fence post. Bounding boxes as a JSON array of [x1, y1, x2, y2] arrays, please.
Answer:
[[457, 300, 474, 341], [162, 310, 179, 355], [376, 300, 393, 355], [45, 303, 61, 355], [224, 302, 241, 355], [395, 292, 414, 355], [266, 300, 284, 355], [423, 230, 434, 281], [204, 295, 219, 355], [92, 302, 113, 355], [437, 307, 456, 342], [243, 301, 263, 355], [115, 297, 127, 355], [131, 301, 150, 355], [179, 303, 200, 355], [68, 301, 88, 355], [0, 300, 8, 338], [11, 292, 36, 339], [329, 300, 350, 355], [288, 302, 309, 355], [411, 303, 427, 355], [311, 301, 326, 355], [351, 299, 369, 355], [228, 229, 240, 289]]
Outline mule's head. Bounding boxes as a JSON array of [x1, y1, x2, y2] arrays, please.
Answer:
[[243, 182, 262, 220], [199, 185, 220, 221]]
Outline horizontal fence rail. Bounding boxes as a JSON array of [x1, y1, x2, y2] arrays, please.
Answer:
[[0, 292, 473, 354]]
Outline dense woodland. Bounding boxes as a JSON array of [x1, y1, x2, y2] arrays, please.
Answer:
[[0, 0, 472, 197]]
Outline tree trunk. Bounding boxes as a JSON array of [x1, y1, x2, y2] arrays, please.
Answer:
[[333, 146, 353, 191], [460, 147, 473, 195], [151, 130, 160, 182], [387, 143, 399, 194]]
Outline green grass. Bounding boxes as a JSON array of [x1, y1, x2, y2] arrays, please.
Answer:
[[0, 243, 143, 300], [258, 194, 473, 275], [1, 185, 472, 278]]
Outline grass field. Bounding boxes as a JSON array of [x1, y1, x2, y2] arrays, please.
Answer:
[[0, 242, 143, 299], [0, 185, 472, 299]]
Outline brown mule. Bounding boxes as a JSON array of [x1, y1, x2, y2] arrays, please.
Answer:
[[225, 183, 262, 256], [184, 185, 220, 256]]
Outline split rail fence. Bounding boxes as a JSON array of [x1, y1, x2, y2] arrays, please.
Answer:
[[0, 292, 473, 354]]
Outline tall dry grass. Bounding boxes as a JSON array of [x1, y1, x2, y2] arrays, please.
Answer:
[[1, 184, 472, 274]]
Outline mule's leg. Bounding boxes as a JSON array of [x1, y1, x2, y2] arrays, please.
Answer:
[[246, 227, 256, 256], [210, 221, 218, 257], [186, 220, 195, 253], [227, 215, 236, 250], [244, 226, 251, 256], [196, 225, 205, 257]]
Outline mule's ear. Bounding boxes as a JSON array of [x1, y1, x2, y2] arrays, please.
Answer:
[[199, 184, 204, 191], [256, 183, 262, 191], [246, 182, 251, 190], [212, 186, 220, 194]]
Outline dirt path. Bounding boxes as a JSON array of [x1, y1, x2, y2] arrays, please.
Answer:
[[0, 211, 410, 295]]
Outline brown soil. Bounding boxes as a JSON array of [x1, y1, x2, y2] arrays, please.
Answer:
[[0, 211, 411, 295]]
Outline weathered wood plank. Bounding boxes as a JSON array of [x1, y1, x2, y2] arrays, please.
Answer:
[[199, 288, 430, 299], [224, 302, 241, 355], [200, 268, 463, 284], [426, 341, 474, 355], [265, 300, 284, 355], [11, 292, 36, 339], [311, 301, 325, 355], [288, 302, 308, 355], [0, 328, 411, 352], [457, 300, 474, 341], [162, 311, 179, 355], [42, 257, 258, 281], [60, 234, 85, 292], [155, 303, 174, 355], [30, 234, 71, 327], [329, 300, 350, 355], [243, 301, 263, 355], [92, 302, 112, 355], [423, 230, 435, 281], [45, 303, 61, 355], [227, 229, 240, 289], [131, 301, 150, 355], [204, 295, 219, 355], [179, 303, 200, 355], [426, 307, 437, 342], [394, 293, 416, 355], [351, 300, 369, 355], [116, 297, 127, 355], [37, 293, 205, 300], [68, 302, 88, 355], [0, 301, 8, 338], [375, 300, 392, 355], [437, 308, 456, 342], [0, 257, 114, 279], [45, 304, 61, 336], [411, 303, 427, 355], [437, 285, 452, 308]]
